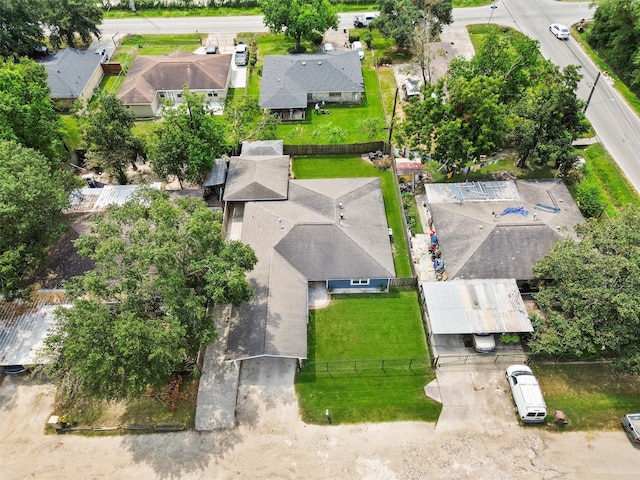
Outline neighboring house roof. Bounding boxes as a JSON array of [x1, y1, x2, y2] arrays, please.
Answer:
[[203, 158, 228, 187], [240, 139, 284, 157], [39, 48, 104, 100], [117, 52, 232, 104], [0, 290, 70, 366], [421, 279, 533, 335], [425, 179, 584, 281], [259, 51, 364, 109], [66, 184, 162, 214], [226, 177, 395, 361], [223, 155, 290, 201]]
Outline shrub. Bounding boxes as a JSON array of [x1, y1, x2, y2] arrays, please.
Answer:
[[309, 31, 324, 46], [576, 181, 606, 218], [378, 56, 393, 65], [348, 33, 360, 43], [361, 30, 373, 49]]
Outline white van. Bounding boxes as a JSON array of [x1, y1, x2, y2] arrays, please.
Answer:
[[505, 364, 547, 423], [351, 41, 364, 60]]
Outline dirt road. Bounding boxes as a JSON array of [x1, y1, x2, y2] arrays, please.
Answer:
[[1, 372, 638, 480]]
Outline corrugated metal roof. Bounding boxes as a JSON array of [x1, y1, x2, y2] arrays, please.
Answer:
[[203, 158, 227, 187], [65, 184, 162, 213], [425, 181, 519, 203], [0, 290, 71, 366], [421, 279, 533, 335]]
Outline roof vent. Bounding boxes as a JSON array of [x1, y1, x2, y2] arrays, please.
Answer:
[[318, 61, 322, 65], [302, 61, 306, 66]]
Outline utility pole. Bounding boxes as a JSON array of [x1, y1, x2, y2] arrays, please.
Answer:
[[387, 87, 399, 146], [583, 71, 601, 113]]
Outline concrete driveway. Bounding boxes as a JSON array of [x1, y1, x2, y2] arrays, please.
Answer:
[[428, 365, 518, 434]]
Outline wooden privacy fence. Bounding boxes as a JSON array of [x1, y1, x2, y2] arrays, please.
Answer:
[[284, 141, 388, 156], [300, 357, 431, 373], [389, 277, 417, 288]]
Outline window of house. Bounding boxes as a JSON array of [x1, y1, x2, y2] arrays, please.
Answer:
[[159, 93, 165, 98], [329, 92, 341, 98], [177, 93, 182, 98], [350, 279, 370, 286]]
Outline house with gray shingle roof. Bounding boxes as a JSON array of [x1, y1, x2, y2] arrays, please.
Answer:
[[223, 141, 395, 362], [424, 179, 584, 289], [223, 155, 290, 202], [259, 51, 365, 121], [117, 51, 232, 118], [39, 47, 107, 110]]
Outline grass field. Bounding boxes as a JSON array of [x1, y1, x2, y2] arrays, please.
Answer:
[[296, 289, 440, 424], [537, 363, 640, 431], [578, 143, 640, 216], [276, 66, 386, 144]]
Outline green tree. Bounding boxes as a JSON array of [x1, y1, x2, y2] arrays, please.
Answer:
[[0, 0, 102, 58], [74, 92, 142, 185], [0, 57, 64, 161], [401, 75, 508, 169], [377, 0, 452, 50], [45, 0, 102, 51], [0, 0, 46, 58], [587, 0, 640, 92], [148, 88, 228, 188], [224, 95, 279, 155], [44, 188, 258, 400], [259, 0, 338, 53], [0, 140, 79, 299], [530, 207, 640, 370], [448, 29, 542, 104], [510, 64, 588, 169]]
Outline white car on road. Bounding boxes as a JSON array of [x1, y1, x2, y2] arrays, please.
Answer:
[[550, 23, 570, 40]]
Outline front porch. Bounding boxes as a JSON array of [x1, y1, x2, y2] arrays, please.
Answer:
[[273, 108, 306, 121]]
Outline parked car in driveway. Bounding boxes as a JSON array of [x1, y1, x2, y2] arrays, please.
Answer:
[[621, 414, 640, 443], [506, 364, 547, 423], [351, 41, 364, 60], [473, 333, 496, 353], [235, 43, 249, 66], [322, 42, 334, 52], [550, 23, 570, 40], [205, 45, 220, 54], [3, 365, 28, 376]]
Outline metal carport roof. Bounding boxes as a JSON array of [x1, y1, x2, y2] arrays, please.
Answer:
[[421, 279, 533, 335]]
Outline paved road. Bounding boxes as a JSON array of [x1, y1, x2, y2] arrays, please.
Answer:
[[99, 12, 359, 36]]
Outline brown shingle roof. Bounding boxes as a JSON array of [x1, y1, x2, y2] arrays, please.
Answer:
[[117, 52, 232, 104]]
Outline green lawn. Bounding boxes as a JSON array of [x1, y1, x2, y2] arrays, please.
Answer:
[[536, 363, 640, 431], [579, 139, 640, 214], [296, 289, 440, 424], [276, 66, 386, 144], [292, 156, 412, 277]]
